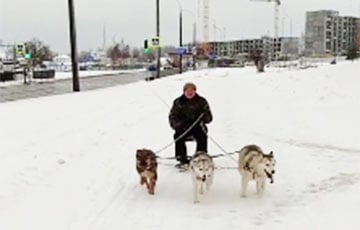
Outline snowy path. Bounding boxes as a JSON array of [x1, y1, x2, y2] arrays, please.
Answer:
[[0, 62, 359, 229]]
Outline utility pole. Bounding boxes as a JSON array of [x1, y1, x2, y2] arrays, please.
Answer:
[[223, 27, 226, 41], [193, 21, 197, 70], [102, 23, 106, 51], [177, 7, 197, 71], [67, 0, 80, 91], [179, 10, 183, 74], [156, 0, 161, 78]]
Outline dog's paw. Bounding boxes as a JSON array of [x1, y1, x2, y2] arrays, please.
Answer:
[[148, 186, 155, 195], [240, 193, 247, 198]]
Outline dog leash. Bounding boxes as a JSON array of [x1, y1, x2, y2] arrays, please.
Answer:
[[156, 152, 238, 160], [154, 119, 239, 163], [215, 166, 238, 170], [199, 125, 238, 164], [149, 90, 238, 163], [155, 156, 176, 160], [154, 113, 205, 155], [157, 161, 238, 171], [211, 151, 238, 159]]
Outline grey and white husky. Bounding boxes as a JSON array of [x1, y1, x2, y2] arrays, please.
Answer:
[[238, 145, 276, 197], [189, 151, 215, 203]]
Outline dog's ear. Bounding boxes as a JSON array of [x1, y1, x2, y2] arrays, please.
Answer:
[[149, 149, 156, 157], [136, 149, 142, 157]]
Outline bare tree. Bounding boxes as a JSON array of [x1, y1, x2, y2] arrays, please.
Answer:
[[161, 45, 176, 55], [120, 45, 131, 59], [131, 47, 141, 58], [78, 50, 92, 62], [107, 44, 121, 64], [26, 38, 54, 67]]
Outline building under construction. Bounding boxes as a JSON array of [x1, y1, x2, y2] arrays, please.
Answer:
[[208, 36, 300, 61], [305, 10, 360, 56]]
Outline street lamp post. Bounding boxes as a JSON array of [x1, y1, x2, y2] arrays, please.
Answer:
[[156, 0, 161, 78], [175, 0, 183, 74], [179, 10, 183, 74], [177, 0, 196, 74], [212, 22, 223, 41], [211, 18, 227, 56], [67, 0, 80, 91], [212, 19, 217, 41], [282, 12, 293, 61], [214, 24, 224, 56], [283, 13, 293, 37], [182, 9, 197, 70], [176, 0, 197, 72]]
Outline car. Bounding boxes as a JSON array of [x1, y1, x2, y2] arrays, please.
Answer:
[[147, 65, 156, 71], [163, 63, 173, 70]]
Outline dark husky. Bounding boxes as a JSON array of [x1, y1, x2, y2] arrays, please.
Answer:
[[136, 149, 158, 195]]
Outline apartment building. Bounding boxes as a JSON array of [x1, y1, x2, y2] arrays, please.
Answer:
[[305, 10, 359, 56], [209, 36, 299, 61]]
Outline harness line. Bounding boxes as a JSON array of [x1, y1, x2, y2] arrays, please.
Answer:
[[151, 90, 238, 166]]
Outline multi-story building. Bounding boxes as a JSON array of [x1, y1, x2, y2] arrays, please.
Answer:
[[358, 18, 360, 47], [305, 10, 359, 56], [209, 36, 299, 61]]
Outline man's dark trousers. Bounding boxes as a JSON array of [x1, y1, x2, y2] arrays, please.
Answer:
[[174, 125, 207, 164]]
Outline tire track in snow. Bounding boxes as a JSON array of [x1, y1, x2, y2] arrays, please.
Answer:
[[252, 172, 360, 226], [276, 138, 360, 154], [88, 162, 187, 230]]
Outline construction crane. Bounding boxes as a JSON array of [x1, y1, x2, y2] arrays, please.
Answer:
[[197, 0, 211, 56], [250, 0, 281, 60], [203, 0, 210, 42]]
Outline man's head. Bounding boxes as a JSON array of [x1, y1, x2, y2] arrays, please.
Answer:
[[183, 82, 197, 99]]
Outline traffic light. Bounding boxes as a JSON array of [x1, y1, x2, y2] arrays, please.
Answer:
[[144, 39, 150, 54], [24, 53, 32, 60], [16, 43, 26, 56]]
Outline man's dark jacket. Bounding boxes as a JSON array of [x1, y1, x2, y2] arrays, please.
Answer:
[[169, 94, 212, 131]]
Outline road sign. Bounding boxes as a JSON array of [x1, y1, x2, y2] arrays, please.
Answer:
[[150, 37, 161, 49], [208, 51, 216, 60], [16, 43, 26, 56], [176, 47, 187, 55]]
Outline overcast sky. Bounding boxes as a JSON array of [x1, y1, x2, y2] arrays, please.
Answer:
[[1, 0, 359, 54]]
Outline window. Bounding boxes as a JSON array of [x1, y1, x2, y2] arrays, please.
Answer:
[[326, 42, 331, 50]]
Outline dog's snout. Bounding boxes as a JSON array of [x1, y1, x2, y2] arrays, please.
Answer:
[[139, 161, 147, 167], [202, 175, 206, 181], [272, 170, 275, 174]]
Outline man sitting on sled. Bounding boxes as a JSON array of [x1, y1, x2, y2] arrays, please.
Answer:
[[168, 82, 213, 170]]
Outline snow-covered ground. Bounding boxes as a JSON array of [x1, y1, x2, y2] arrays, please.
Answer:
[[0, 69, 145, 87], [55, 69, 146, 80], [0, 60, 359, 230]]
